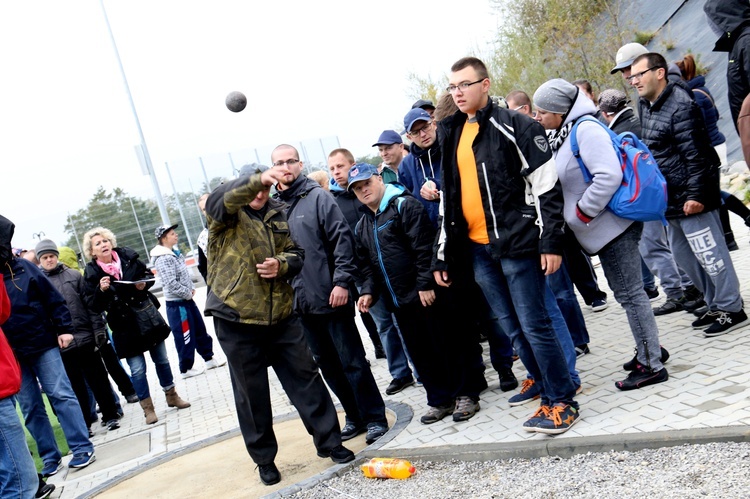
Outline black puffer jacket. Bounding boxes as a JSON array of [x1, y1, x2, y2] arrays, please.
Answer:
[[704, 0, 750, 129], [609, 107, 642, 137], [43, 263, 107, 351], [354, 184, 435, 310], [435, 97, 564, 274], [638, 81, 721, 219]]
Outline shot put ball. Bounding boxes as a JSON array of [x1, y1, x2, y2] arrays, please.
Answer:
[[225, 91, 247, 113]]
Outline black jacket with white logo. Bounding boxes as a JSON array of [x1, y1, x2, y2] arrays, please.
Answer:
[[435, 98, 565, 273]]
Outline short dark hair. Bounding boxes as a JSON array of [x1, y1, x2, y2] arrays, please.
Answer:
[[451, 57, 489, 80], [505, 90, 531, 107], [632, 52, 668, 73]]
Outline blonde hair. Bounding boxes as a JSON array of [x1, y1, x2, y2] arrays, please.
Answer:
[[82, 226, 117, 261], [307, 170, 330, 190]]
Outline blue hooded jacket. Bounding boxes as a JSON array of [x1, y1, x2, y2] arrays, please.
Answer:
[[686, 75, 726, 148], [398, 142, 441, 227]]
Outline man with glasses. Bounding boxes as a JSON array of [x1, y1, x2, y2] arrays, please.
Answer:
[[272, 144, 389, 445], [611, 43, 705, 318], [372, 130, 404, 183], [434, 57, 579, 434], [632, 52, 748, 337]]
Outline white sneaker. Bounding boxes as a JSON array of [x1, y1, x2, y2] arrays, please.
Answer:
[[181, 367, 205, 379], [205, 358, 226, 370]]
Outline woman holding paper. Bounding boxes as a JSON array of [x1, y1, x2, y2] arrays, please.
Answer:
[[82, 227, 190, 425]]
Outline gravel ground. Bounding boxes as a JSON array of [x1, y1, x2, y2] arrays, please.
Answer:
[[290, 442, 750, 499]]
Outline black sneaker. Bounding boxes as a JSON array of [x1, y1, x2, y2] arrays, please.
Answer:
[[498, 368, 518, 392], [644, 287, 660, 301], [692, 310, 722, 329], [317, 444, 355, 464], [590, 299, 608, 312], [615, 365, 668, 390], [575, 344, 590, 358], [258, 462, 281, 485], [704, 310, 750, 337], [125, 393, 139, 404], [340, 421, 366, 441], [365, 423, 388, 444], [682, 298, 706, 313], [727, 240, 739, 251], [36, 482, 55, 499], [683, 285, 703, 302], [385, 377, 415, 395], [653, 298, 683, 316], [692, 305, 709, 317], [623, 346, 670, 371]]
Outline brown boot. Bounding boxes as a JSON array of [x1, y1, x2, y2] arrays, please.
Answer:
[[139, 397, 158, 424], [165, 387, 191, 409]]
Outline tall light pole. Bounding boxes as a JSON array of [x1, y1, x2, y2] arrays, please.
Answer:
[[99, 0, 170, 226]]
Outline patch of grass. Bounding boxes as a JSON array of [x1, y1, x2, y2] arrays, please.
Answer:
[[16, 394, 70, 471], [634, 31, 656, 45]]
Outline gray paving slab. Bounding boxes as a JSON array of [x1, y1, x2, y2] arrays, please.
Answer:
[[48, 215, 750, 498]]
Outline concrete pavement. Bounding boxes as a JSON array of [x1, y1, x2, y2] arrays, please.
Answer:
[[45, 219, 750, 498]]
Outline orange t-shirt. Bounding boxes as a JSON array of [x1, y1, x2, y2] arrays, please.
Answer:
[[456, 121, 489, 244]]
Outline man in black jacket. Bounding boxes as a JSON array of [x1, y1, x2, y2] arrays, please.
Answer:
[[705, 0, 750, 132], [327, 148, 416, 395], [350, 164, 487, 425], [273, 144, 389, 445], [632, 52, 747, 337], [435, 57, 578, 435]]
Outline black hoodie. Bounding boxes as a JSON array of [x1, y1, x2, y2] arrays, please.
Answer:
[[704, 0, 750, 128]]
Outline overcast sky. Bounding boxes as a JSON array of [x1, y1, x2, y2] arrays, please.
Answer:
[[0, 0, 499, 249]]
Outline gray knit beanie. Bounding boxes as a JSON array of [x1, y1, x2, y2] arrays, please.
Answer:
[[35, 239, 59, 259], [533, 79, 578, 114]]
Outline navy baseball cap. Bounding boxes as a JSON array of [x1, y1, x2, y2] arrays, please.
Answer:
[[403, 108, 431, 133], [347, 163, 380, 191], [372, 130, 403, 147]]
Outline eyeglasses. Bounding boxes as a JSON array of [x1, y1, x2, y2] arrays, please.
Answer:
[[446, 78, 486, 94], [407, 121, 433, 137], [272, 159, 300, 167], [626, 67, 657, 83]]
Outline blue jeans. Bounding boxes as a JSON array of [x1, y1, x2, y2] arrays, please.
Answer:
[[471, 245, 576, 406], [667, 210, 743, 313], [0, 396, 37, 499], [599, 223, 664, 370], [544, 283, 581, 387], [547, 258, 590, 348], [16, 347, 93, 467], [368, 297, 417, 381], [125, 341, 175, 400]]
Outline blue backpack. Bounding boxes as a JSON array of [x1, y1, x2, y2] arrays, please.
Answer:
[[570, 116, 667, 225]]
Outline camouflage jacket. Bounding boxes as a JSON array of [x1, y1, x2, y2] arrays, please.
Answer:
[[203, 173, 304, 325]]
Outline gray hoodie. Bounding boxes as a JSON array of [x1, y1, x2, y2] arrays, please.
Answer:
[[553, 94, 634, 254]]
